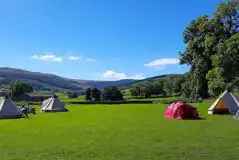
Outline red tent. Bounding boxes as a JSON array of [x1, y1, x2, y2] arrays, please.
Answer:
[[164, 102, 199, 120]]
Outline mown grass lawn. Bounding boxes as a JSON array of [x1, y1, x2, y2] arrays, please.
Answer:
[[58, 94, 86, 103], [0, 103, 239, 160]]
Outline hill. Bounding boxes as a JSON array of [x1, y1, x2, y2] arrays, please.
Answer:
[[0, 67, 137, 91], [128, 74, 184, 85], [0, 67, 183, 92]]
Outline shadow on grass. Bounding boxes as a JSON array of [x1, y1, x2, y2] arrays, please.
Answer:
[[41, 109, 69, 113], [196, 117, 206, 120], [0, 116, 32, 120]]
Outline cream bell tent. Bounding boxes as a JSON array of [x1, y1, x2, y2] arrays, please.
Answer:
[[41, 95, 68, 112], [0, 97, 22, 118], [208, 91, 239, 114], [234, 97, 239, 119]]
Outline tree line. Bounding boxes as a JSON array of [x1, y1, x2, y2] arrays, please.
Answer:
[[130, 75, 185, 98], [84, 86, 123, 101], [7, 80, 124, 102], [9, 80, 33, 100]]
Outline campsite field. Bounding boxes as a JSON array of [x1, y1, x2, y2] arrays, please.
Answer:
[[0, 103, 239, 160]]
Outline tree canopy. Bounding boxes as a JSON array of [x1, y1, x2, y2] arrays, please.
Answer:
[[10, 80, 33, 100], [103, 86, 123, 101], [180, 0, 239, 98], [85, 88, 92, 101]]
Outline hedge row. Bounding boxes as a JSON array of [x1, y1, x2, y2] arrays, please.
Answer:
[[68, 99, 201, 105], [14, 99, 201, 106], [69, 100, 153, 104]]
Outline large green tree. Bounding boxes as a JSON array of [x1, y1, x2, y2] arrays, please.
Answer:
[[180, 0, 239, 98], [207, 0, 239, 95], [180, 15, 211, 99]]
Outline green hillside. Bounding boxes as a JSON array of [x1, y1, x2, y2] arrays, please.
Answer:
[[0, 67, 137, 91], [0, 67, 181, 92]]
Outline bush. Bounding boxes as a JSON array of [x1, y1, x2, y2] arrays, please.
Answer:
[[67, 92, 79, 98], [103, 86, 123, 101]]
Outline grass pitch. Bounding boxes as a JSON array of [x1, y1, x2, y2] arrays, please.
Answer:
[[0, 103, 238, 160]]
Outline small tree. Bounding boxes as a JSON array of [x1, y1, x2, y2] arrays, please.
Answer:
[[85, 88, 92, 100], [10, 80, 33, 100], [67, 92, 79, 98], [91, 88, 101, 101], [140, 83, 151, 98]]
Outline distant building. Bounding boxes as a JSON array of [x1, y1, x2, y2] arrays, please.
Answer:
[[17, 93, 52, 102]]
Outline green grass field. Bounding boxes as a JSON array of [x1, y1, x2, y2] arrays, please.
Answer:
[[1, 103, 239, 160], [58, 94, 86, 103]]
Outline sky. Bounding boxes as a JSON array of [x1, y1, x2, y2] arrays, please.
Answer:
[[0, 0, 225, 80]]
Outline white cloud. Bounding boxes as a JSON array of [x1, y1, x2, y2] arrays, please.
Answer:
[[102, 71, 145, 80], [103, 70, 127, 80], [31, 51, 97, 63], [144, 58, 179, 67], [86, 58, 98, 62], [64, 51, 82, 61], [31, 53, 63, 62], [68, 56, 81, 60]]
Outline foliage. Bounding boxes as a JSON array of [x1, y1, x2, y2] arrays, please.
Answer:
[[163, 80, 173, 96], [84, 88, 102, 101], [130, 75, 184, 98], [172, 76, 185, 93], [67, 92, 79, 98], [10, 80, 33, 100], [181, 73, 193, 98], [206, 68, 227, 96], [180, 0, 239, 98], [180, 16, 211, 99], [130, 85, 141, 97], [139, 83, 151, 98], [212, 33, 239, 82], [85, 88, 92, 100], [151, 81, 164, 95], [103, 86, 123, 101], [91, 88, 101, 101]]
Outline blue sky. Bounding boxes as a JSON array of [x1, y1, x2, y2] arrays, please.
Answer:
[[0, 0, 225, 80]]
